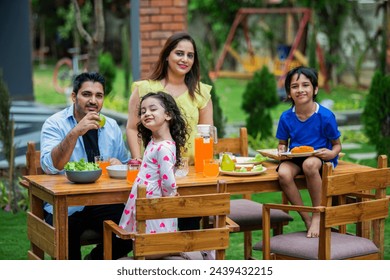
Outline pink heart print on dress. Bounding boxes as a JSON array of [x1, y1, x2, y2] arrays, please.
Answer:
[[162, 174, 168, 180], [163, 155, 170, 161], [160, 222, 166, 228]]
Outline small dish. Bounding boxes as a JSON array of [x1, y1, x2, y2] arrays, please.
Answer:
[[106, 165, 128, 179], [219, 167, 267, 177], [65, 169, 102, 183]]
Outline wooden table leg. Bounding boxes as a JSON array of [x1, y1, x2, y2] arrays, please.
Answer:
[[54, 196, 68, 259]]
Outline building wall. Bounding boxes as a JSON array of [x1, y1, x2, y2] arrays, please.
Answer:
[[0, 0, 34, 101], [139, 0, 188, 79]]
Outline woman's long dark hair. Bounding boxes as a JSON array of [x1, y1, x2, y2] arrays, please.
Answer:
[[137, 92, 189, 167], [148, 32, 201, 100]]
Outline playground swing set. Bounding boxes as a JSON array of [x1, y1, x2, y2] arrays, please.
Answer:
[[209, 7, 329, 92]]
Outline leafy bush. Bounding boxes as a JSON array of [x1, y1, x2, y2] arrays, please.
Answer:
[[362, 71, 390, 163], [242, 66, 279, 139], [98, 52, 116, 95], [339, 129, 369, 144]]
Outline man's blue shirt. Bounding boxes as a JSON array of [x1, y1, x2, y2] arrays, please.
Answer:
[[40, 105, 130, 215]]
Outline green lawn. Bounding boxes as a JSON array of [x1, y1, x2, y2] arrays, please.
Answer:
[[1, 63, 387, 260]]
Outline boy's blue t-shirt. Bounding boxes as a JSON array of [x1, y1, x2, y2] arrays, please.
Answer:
[[276, 103, 341, 167]]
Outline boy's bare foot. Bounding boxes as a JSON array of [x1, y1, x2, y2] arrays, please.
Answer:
[[302, 215, 311, 231], [306, 213, 320, 238], [304, 218, 311, 231]]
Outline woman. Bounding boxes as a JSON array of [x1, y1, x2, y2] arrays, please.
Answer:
[[126, 32, 213, 165]]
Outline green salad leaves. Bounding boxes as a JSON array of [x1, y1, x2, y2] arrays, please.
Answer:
[[64, 158, 100, 171], [247, 154, 268, 163]]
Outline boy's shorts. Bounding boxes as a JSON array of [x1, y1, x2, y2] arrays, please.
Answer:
[[276, 157, 328, 176]]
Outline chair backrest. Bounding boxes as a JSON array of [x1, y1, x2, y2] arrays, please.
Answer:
[[132, 181, 231, 260], [214, 127, 248, 156], [25, 141, 43, 175], [318, 160, 390, 259]]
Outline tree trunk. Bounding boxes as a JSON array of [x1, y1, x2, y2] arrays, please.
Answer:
[[72, 0, 105, 73]]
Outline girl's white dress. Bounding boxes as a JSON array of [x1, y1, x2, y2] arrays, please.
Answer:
[[119, 139, 178, 233]]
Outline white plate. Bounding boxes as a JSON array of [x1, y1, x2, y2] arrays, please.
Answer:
[[220, 167, 267, 176], [279, 150, 318, 158], [235, 156, 266, 165], [257, 149, 281, 161]]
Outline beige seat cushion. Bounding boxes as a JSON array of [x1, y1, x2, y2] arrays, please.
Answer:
[[253, 231, 379, 259], [229, 199, 293, 226]]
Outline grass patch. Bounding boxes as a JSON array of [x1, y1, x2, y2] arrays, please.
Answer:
[[0, 210, 28, 260]]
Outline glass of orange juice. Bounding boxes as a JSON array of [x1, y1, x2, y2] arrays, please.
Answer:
[[94, 155, 110, 175], [203, 159, 220, 177], [127, 163, 140, 184]]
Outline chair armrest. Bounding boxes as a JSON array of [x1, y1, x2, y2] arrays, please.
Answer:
[[19, 179, 29, 189], [104, 220, 134, 260], [104, 220, 134, 240], [226, 217, 240, 232], [263, 203, 325, 213]]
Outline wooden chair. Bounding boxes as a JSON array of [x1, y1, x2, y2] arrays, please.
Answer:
[[214, 127, 249, 156], [213, 127, 293, 260], [103, 180, 231, 260], [19, 141, 43, 189], [257, 155, 390, 260], [22, 141, 102, 259]]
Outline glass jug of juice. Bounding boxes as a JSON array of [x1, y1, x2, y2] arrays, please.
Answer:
[[194, 124, 218, 173]]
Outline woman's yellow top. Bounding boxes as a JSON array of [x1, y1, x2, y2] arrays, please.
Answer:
[[131, 80, 212, 164]]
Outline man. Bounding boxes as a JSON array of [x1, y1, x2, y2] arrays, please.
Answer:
[[40, 72, 132, 259]]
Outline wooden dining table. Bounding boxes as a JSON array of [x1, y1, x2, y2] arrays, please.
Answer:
[[23, 160, 376, 260]]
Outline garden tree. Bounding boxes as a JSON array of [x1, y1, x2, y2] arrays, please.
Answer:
[[362, 2, 390, 164], [241, 66, 279, 140], [57, 1, 92, 54], [188, 0, 265, 69], [297, 0, 351, 85], [0, 70, 18, 213], [72, 0, 104, 72], [381, 0, 390, 74], [345, 2, 383, 87], [362, 71, 390, 164]]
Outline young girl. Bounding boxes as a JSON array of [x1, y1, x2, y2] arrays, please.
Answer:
[[276, 66, 341, 238], [119, 91, 189, 234]]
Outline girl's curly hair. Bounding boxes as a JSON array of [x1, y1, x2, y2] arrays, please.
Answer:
[[137, 91, 189, 167]]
